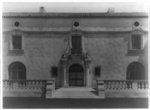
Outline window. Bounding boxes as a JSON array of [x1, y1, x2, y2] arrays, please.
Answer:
[[9, 62, 26, 80], [134, 21, 140, 27], [74, 21, 79, 27], [94, 66, 101, 77], [14, 21, 20, 27], [131, 34, 141, 50], [71, 35, 82, 54], [128, 31, 143, 55], [12, 35, 22, 50], [127, 62, 145, 80], [51, 66, 58, 77]]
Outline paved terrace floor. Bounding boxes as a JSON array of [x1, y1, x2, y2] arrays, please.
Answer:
[[3, 98, 148, 108], [51, 87, 98, 98]]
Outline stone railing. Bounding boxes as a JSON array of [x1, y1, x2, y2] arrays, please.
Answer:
[[103, 80, 148, 90], [97, 80, 148, 98], [3, 80, 55, 97]]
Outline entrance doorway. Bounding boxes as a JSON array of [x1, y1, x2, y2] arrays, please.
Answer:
[[69, 64, 84, 86]]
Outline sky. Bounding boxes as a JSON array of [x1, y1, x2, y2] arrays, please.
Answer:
[[2, 2, 149, 13]]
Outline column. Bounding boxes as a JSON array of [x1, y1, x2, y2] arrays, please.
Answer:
[[62, 57, 68, 87], [85, 62, 91, 87], [63, 67, 68, 87]]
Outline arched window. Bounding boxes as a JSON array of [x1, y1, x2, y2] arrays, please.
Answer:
[[127, 62, 145, 80], [9, 62, 26, 80]]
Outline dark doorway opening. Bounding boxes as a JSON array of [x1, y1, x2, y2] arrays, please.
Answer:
[[69, 64, 84, 86]]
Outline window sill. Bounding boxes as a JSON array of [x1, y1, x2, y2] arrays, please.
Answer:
[[127, 49, 144, 56], [8, 49, 24, 55]]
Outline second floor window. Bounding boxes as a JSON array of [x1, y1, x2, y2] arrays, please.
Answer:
[[71, 35, 82, 54], [131, 34, 142, 50], [12, 35, 22, 50]]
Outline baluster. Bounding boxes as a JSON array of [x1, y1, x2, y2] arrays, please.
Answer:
[[125, 81, 127, 89], [3, 81, 5, 88], [115, 81, 118, 90], [114, 81, 116, 90], [33, 81, 35, 89], [31, 81, 34, 89], [139, 82, 142, 89], [146, 82, 148, 89], [106, 81, 108, 89], [105, 81, 108, 90], [36, 81, 39, 89], [12, 81, 14, 89], [118, 81, 121, 90], [114, 81, 117, 90], [116, 81, 119, 90], [120, 81, 123, 90], [25, 81, 28, 89], [39, 81, 42, 89], [29, 81, 32, 89], [128, 81, 132, 89], [119, 81, 122, 90], [34, 81, 37, 89], [18, 81, 20, 89], [9, 81, 12, 89], [137, 82, 139, 89], [122, 81, 125, 90], [109, 81, 111, 90], [36, 81, 38, 89], [3, 81, 6, 89], [144, 82, 147, 89], [112, 81, 114, 90], [33, 81, 36, 89], [107, 81, 109, 90], [38, 81, 41, 89], [139, 82, 141, 89], [113, 81, 115, 90], [141, 82, 145, 89], [144, 82, 146, 89]]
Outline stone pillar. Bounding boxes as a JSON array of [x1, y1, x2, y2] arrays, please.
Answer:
[[61, 57, 68, 87], [85, 64, 90, 86], [97, 80, 105, 98], [63, 66, 68, 87], [85, 56, 91, 87]]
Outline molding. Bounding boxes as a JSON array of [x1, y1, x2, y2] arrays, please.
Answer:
[[3, 12, 148, 18], [3, 27, 148, 33]]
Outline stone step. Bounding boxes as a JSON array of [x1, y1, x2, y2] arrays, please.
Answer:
[[51, 87, 100, 98]]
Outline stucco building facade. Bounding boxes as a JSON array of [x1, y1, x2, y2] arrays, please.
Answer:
[[3, 9, 148, 97]]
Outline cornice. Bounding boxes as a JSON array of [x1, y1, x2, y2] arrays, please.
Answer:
[[3, 12, 148, 18]]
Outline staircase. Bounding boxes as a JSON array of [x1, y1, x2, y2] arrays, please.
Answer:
[[51, 87, 99, 98]]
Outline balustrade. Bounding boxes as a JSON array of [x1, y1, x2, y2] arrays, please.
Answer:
[[3, 80, 48, 90], [97, 80, 148, 91]]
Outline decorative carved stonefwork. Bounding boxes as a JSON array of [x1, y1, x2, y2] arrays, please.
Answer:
[[8, 49, 24, 56]]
